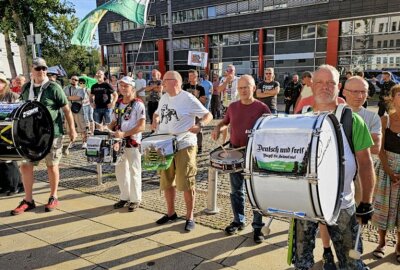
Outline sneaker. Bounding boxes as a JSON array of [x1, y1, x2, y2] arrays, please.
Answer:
[[322, 250, 337, 270], [253, 228, 265, 244], [11, 200, 36, 215], [185, 219, 195, 231], [45, 196, 59, 212], [128, 202, 140, 212], [82, 142, 87, 149], [113, 200, 128, 209], [225, 222, 246, 235], [156, 212, 178, 225]]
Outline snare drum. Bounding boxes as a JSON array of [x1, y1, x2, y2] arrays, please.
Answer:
[[0, 101, 54, 161], [86, 132, 125, 165], [244, 113, 344, 225], [141, 134, 177, 171], [210, 147, 245, 173]]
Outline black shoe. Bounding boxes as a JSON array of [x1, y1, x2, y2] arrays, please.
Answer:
[[128, 202, 140, 212], [322, 250, 337, 270], [197, 148, 203, 155], [185, 219, 195, 231], [113, 200, 128, 209], [225, 222, 245, 235], [156, 213, 178, 225], [253, 228, 265, 244]]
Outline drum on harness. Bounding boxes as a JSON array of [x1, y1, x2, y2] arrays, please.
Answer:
[[85, 130, 126, 165], [244, 113, 344, 225], [141, 134, 177, 171], [0, 101, 54, 161]]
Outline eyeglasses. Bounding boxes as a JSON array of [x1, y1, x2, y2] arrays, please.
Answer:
[[345, 89, 368, 96], [314, 80, 337, 87], [34, 66, 47, 71], [163, 78, 176, 81]]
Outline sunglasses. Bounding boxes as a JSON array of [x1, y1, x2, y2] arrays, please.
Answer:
[[34, 66, 47, 71]]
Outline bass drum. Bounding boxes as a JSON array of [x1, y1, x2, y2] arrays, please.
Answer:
[[0, 101, 54, 161], [244, 113, 344, 225]]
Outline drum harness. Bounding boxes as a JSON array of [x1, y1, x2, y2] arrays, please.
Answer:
[[114, 98, 140, 148]]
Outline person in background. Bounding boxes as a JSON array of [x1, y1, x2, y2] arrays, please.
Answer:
[[11, 75, 26, 95], [284, 74, 302, 114], [211, 73, 221, 119], [145, 69, 163, 124], [371, 84, 400, 263], [294, 71, 313, 112], [135, 71, 147, 104], [79, 78, 94, 135], [201, 73, 213, 111], [355, 71, 375, 109], [110, 74, 118, 92], [256, 67, 280, 114], [374, 71, 397, 117]]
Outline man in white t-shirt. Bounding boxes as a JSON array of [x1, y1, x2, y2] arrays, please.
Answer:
[[218, 64, 239, 109], [135, 71, 147, 104], [152, 71, 213, 232]]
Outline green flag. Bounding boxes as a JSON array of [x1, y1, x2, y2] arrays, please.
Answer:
[[71, 0, 150, 47]]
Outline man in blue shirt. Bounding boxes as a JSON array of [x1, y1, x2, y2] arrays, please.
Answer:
[[201, 74, 213, 111]]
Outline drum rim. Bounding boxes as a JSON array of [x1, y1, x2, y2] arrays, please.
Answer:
[[142, 133, 176, 141], [12, 101, 54, 161]]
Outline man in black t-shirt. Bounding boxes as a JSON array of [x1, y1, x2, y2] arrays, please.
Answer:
[[90, 70, 118, 125], [256, 67, 279, 113], [182, 69, 206, 154]]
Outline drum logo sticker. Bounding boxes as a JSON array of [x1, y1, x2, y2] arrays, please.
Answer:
[[22, 107, 39, 118]]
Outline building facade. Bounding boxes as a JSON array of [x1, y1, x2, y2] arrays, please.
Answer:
[[0, 33, 23, 78], [97, 0, 400, 82]]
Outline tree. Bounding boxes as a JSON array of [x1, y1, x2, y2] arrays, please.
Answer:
[[0, 0, 100, 77]]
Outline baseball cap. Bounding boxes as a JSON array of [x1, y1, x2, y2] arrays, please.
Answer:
[[32, 57, 48, 68], [119, 76, 135, 87]]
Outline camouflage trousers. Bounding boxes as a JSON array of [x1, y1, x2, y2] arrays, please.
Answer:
[[293, 205, 365, 270]]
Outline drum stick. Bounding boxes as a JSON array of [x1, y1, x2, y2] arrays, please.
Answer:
[[219, 142, 228, 154]]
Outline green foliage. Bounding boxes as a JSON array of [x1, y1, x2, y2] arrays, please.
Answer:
[[0, 0, 101, 76]]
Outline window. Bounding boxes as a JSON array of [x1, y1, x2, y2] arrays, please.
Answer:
[[108, 21, 122, 32], [160, 13, 167, 26], [376, 57, 381, 64], [216, 5, 226, 16], [194, 8, 205, 20], [390, 15, 400, 31], [317, 23, 328, 38], [302, 25, 316, 39], [227, 3, 238, 14], [390, 40, 394, 47], [377, 41, 382, 48], [228, 33, 239, 45], [266, 29, 274, 42], [392, 22, 397, 32], [354, 19, 370, 34], [148, 16, 156, 26], [123, 21, 136, 31], [208, 6, 216, 18], [289, 26, 301, 40], [276, 27, 288, 41], [263, 0, 273, 11], [397, 39, 400, 47], [341, 21, 353, 35], [239, 32, 251, 44], [390, 57, 394, 64], [238, 1, 249, 13], [249, 0, 260, 11], [383, 40, 388, 47], [379, 23, 384, 32], [383, 57, 388, 64], [396, 57, 400, 64], [190, 37, 204, 49]]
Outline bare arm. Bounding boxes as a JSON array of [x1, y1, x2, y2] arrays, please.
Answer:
[[256, 86, 279, 98], [114, 118, 146, 138], [62, 104, 77, 141], [188, 112, 213, 134], [211, 119, 228, 141], [151, 113, 160, 131], [370, 133, 382, 155], [356, 148, 375, 203]]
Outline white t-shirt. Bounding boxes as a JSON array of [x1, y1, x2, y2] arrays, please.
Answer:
[[300, 85, 313, 98], [156, 90, 209, 150], [112, 100, 146, 143], [340, 127, 357, 209], [355, 107, 381, 135], [135, 78, 147, 97], [219, 76, 239, 107]]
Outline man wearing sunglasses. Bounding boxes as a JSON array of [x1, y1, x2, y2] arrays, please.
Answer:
[[11, 57, 77, 215], [256, 68, 279, 114], [64, 76, 87, 149]]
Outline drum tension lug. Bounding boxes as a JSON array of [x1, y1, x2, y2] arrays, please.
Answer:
[[307, 176, 319, 185], [312, 128, 321, 136]]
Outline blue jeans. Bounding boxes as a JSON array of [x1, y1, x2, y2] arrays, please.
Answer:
[[93, 108, 113, 124], [205, 95, 212, 111], [229, 172, 264, 228], [82, 105, 94, 123]]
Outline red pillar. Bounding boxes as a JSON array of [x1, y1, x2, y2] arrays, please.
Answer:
[[100, 45, 105, 66], [121, 43, 127, 75], [258, 28, 264, 78], [326, 20, 340, 67], [157, 39, 166, 76], [204, 34, 210, 75]]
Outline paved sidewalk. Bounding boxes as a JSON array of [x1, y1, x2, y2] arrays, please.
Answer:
[[1, 183, 398, 270]]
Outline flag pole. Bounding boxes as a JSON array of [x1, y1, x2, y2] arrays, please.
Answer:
[[167, 0, 173, 71]]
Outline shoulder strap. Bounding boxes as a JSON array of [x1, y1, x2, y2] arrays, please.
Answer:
[[335, 104, 355, 155], [386, 114, 390, 128]]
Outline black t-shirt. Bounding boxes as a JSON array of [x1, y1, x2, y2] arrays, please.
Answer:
[[257, 81, 280, 110], [182, 83, 205, 99], [284, 81, 302, 101], [91, 82, 115, 109], [148, 80, 162, 103]]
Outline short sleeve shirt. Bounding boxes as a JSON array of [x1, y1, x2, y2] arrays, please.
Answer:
[[148, 80, 162, 102], [63, 85, 86, 104], [355, 107, 381, 135], [21, 81, 68, 138], [182, 83, 206, 99], [91, 82, 115, 108], [257, 81, 280, 110]]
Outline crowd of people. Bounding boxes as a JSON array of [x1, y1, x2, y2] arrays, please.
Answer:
[[0, 57, 399, 269]]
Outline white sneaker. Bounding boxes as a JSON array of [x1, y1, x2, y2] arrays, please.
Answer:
[[82, 142, 87, 149]]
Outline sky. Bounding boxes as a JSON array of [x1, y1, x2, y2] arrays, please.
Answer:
[[69, 0, 99, 47]]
